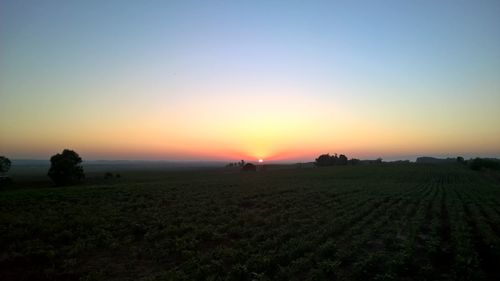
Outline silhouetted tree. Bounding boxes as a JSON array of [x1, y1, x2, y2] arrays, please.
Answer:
[[226, 162, 240, 168], [226, 161, 248, 168], [47, 149, 85, 185], [348, 158, 361, 165], [0, 156, 11, 174], [457, 156, 465, 164], [469, 158, 500, 171], [241, 163, 256, 172], [315, 153, 349, 166], [338, 154, 348, 165], [315, 154, 332, 166]]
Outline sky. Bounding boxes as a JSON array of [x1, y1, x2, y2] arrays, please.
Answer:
[[1, 0, 499, 162]]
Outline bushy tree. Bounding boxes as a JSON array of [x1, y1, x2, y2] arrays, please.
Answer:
[[338, 154, 348, 165], [0, 156, 11, 174], [469, 158, 500, 171], [241, 163, 256, 172], [348, 158, 361, 165], [48, 149, 85, 185], [315, 153, 350, 166], [315, 154, 334, 166], [226, 160, 247, 168]]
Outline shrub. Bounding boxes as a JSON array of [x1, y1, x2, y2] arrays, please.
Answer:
[[469, 158, 500, 171], [315, 153, 350, 166], [0, 156, 11, 174], [241, 163, 257, 172], [47, 149, 85, 185]]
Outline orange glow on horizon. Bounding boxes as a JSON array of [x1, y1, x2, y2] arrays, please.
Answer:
[[2, 2, 500, 161], [2, 87, 499, 161]]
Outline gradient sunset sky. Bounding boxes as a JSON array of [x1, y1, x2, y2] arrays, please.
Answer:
[[1, 0, 499, 161]]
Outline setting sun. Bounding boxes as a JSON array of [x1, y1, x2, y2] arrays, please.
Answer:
[[258, 159, 264, 163]]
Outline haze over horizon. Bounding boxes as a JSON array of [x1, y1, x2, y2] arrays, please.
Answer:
[[1, 0, 500, 162]]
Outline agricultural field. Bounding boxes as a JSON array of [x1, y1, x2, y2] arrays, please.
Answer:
[[1, 164, 500, 281]]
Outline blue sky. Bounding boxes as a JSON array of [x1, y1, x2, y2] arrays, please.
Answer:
[[1, 0, 499, 160]]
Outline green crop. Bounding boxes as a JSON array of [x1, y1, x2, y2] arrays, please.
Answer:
[[1, 164, 499, 280]]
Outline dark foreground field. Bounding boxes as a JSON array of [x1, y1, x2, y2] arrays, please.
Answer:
[[1, 164, 500, 281]]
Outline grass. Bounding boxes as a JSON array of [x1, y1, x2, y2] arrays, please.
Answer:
[[1, 164, 500, 280]]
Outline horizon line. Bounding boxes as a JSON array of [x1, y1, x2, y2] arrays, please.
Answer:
[[9, 155, 499, 164]]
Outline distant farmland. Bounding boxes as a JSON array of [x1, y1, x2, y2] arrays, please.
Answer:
[[1, 164, 500, 280]]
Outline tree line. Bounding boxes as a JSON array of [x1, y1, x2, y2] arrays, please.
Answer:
[[314, 153, 363, 166]]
